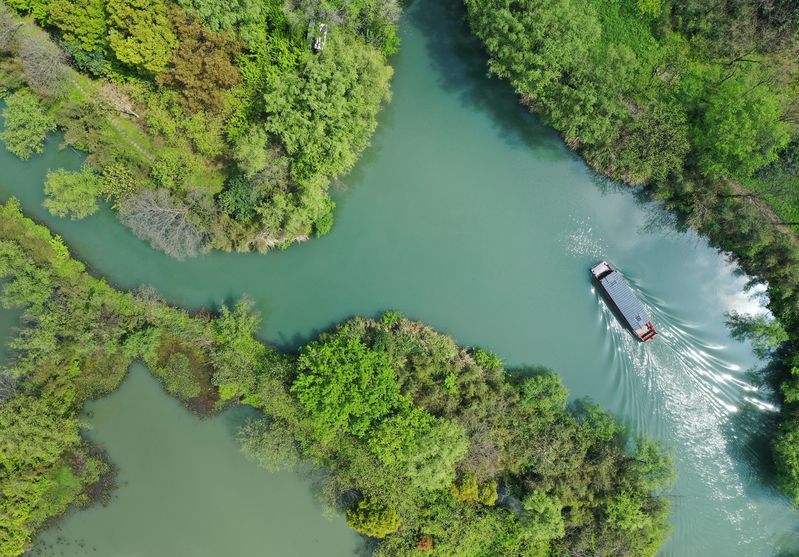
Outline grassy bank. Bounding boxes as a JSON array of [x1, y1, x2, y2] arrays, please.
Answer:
[[0, 198, 673, 556], [461, 0, 799, 502], [0, 0, 397, 257]]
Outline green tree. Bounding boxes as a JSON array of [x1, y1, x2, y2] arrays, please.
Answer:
[[403, 417, 468, 491], [520, 491, 565, 544], [614, 102, 690, 185], [218, 176, 261, 224], [631, 437, 675, 492], [345, 498, 401, 538], [463, 0, 600, 115], [237, 417, 299, 473], [210, 300, 266, 399], [264, 33, 393, 182], [725, 310, 788, 358], [175, 0, 272, 46], [157, 8, 242, 114], [292, 329, 400, 442], [107, 0, 178, 74], [48, 0, 107, 51], [0, 88, 55, 160], [43, 166, 104, 219], [696, 74, 791, 179]]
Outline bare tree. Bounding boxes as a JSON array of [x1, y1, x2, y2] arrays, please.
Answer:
[[99, 82, 140, 118], [0, 370, 17, 402], [0, 4, 23, 53], [18, 34, 67, 97], [119, 189, 208, 259]]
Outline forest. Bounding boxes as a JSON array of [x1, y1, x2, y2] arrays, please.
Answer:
[[0, 198, 672, 556], [462, 0, 799, 504], [0, 0, 397, 257]]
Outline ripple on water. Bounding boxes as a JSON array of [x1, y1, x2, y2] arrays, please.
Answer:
[[564, 217, 607, 259], [590, 270, 781, 555]]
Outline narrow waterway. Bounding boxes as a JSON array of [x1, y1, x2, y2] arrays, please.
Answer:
[[3, 0, 799, 555]]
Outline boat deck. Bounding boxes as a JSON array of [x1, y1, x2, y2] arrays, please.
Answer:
[[591, 261, 656, 341]]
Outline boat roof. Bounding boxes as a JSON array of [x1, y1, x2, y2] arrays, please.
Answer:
[[600, 271, 652, 329]]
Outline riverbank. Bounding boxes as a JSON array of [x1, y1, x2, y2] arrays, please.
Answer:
[[0, 0, 396, 257], [1, 0, 792, 551], [462, 0, 799, 501], [0, 199, 672, 556]]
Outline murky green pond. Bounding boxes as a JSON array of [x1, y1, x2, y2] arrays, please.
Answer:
[[2, 0, 799, 555], [27, 365, 361, 556]]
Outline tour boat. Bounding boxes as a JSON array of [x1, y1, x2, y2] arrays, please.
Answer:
[[591, 261, 656, 342]]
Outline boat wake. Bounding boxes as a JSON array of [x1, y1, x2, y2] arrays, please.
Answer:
[[592, 280, 781, 555]]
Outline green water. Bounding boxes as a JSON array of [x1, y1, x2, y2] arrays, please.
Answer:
[[28, 365, 362, 556], [2, 0, 798, 554]]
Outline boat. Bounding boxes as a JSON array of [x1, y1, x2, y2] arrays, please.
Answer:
[[591, 261, 656, 342]]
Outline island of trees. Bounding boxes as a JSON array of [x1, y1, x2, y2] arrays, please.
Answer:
[[0, 198, 673, 556], [0, 0, 398, 258], [462, 0, 799, 504]]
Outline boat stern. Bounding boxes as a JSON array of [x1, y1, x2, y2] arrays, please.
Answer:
[[635, 322, 657, 342]]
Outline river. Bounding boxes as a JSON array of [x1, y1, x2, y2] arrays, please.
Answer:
[[3, 0, 799, 555]]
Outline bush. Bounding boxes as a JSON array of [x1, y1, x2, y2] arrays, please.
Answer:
[[43, 166, 104, 219], [346, 498, 401, 539], [237, 417, 299, 473], [218, 175, 260, 223], [0, 88, 56, 159], [154, 352, 202, 400]]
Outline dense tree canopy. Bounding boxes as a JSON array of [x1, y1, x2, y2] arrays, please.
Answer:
[[157, 8, 242, 114], [107, 0, 177, 74], [48, 0, 107, 51], [0, 0, 397, 256], [264, 33, 393, 182], [293, 331, 400, 441]]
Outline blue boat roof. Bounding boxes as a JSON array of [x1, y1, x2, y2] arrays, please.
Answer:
[[600, 271, 651, 330]]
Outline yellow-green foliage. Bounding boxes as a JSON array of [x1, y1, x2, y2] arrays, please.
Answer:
[[346, 498, 401, 539], [451, 473, 498, 506]]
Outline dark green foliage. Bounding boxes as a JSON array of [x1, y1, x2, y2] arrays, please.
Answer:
[[1, 0, 397, 256], [218, 175, 260, 224]]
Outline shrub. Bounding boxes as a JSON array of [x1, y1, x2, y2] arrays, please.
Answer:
[[237, 417, 299, 473], [0, 88, 55, 159], [43, 166, 104, 219], [346, 498, 401, 539]]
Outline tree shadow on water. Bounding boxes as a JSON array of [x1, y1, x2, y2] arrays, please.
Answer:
[[406, 0, 566, 160]]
